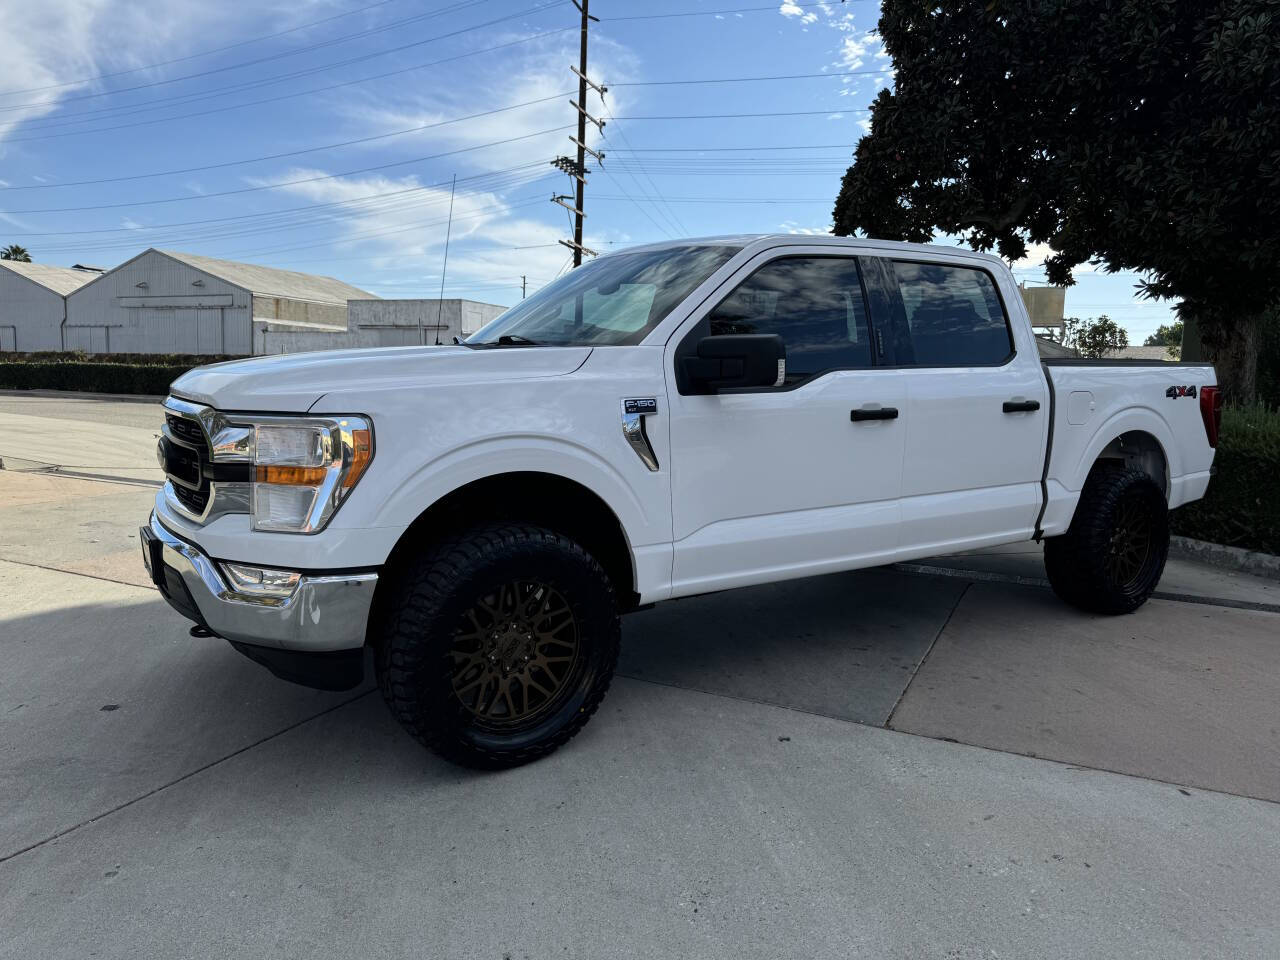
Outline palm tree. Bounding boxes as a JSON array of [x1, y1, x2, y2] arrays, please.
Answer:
[[1, 244, 31, 262]]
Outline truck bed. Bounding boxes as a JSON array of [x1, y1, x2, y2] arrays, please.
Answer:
[[1037, 360, 1217, 538]]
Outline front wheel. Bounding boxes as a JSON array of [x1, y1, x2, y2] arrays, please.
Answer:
[[1044, 466, 1169, 615], [376, 524, 621, 768]]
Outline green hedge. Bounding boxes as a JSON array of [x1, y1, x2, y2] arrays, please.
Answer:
[[0, 361, 194, 395], [0, 351, 240, 396], [1171, 404, 1280, 555]]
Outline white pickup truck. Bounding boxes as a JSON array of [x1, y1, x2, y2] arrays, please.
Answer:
[[142, 236, 1221, 767]]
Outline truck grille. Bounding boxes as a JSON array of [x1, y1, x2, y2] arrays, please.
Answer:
[[163, 413, 211, 516], [166, 414, 205, 446], [172, 481, 210, 515]]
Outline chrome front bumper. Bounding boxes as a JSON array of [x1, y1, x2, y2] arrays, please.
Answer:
[[143, 512, 377, 653]]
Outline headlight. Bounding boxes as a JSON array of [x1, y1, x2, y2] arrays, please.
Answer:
[[248, 415, 373, 533]]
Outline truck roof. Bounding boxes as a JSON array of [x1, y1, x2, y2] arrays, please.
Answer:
[[617, 234, 1008, 268]]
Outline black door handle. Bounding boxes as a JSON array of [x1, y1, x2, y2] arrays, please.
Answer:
[[1002, 399, 1041, 413], [850, 407, 899, 422]]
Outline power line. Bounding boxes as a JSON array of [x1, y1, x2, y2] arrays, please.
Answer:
[[0, 0, 411, 96], [5, 30, 577, 143], [609, 68, 893, 87], [1, 164, 551, 239], [591, 195, 833, 203], [606, 143, 857, 152], [28, 174, 560, 256], [0, 0, 556, 114], [0, 94, 572, 190], [2, 127, 573, 214], [608, 108, 869, 120], [603, 2, 836, 21], [599, 108, 688, 236]]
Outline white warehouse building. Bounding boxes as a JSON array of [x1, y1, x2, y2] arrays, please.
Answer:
[[0, 261, 97, 352], [64, 249, 379, 355]]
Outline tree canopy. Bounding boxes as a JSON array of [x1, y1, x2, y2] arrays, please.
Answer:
[[1063, 315, 1129, 359], [833, 0, 1280, 398], [0, 245, 31, 262]]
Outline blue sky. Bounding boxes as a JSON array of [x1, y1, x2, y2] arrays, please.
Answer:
[[0, 0, 1175, 339]]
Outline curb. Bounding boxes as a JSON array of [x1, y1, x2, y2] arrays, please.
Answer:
[[0, 389, 164, 404], [1170, 536, 1280, 582]]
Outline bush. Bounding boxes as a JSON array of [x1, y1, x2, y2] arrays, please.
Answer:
[[0, 351, 241, 396], [0, 350, 239, 367], [0, 361, 194, 395], [1171, 404, 1280, 555]]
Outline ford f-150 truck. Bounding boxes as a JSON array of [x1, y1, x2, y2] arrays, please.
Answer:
[[141, 236, 1221, 767]]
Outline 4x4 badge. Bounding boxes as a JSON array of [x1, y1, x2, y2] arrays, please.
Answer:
[[1165, 385, 1197, 399]]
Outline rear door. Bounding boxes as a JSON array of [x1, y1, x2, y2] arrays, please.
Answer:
[[863, 256, 1048, 556]]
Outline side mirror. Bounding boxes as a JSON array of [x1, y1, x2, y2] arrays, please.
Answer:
[[683, 333, 786, 394]]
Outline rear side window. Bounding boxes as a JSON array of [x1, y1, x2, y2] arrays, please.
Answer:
[[892, 261, 1012, 365], [707, 256, 873, 383]]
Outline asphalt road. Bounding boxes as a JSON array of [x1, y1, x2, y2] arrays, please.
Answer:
[[2, 394, 1278, 959]]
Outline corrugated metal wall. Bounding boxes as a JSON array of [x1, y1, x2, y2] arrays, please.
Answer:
[[65, 250, 253, 355], [0, 273, 66, 351]]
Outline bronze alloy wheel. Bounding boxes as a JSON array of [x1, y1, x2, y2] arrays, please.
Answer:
[[449, 580, 581, 727], [1106, 492, 1153, 588]]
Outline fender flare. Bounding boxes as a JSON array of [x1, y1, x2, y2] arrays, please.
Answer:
[[369, 434, 664, 551], [1059, 406, 1177, 493]]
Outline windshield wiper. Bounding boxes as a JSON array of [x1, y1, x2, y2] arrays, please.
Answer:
[[496, 334, 543, 346]]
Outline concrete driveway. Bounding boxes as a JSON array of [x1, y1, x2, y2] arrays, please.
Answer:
[[2, 394, 1278, 959]]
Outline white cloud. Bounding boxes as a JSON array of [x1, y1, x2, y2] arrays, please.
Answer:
[[334, 31, 641, 175], [776, 1, 890, 89], [779, 220, 833, 235], [779, 2, 818, 24], [1009, 241, 1098, 276], [247, 168, 575, 296], [0, 0, 345, 145]]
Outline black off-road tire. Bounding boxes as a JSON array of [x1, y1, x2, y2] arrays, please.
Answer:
[[1044, 466, 1169, 615], [375, 523, 621, 769]]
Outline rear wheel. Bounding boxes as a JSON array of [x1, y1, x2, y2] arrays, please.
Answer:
[[376, 524, 620, 768], [1044, 466, 1169, 615]]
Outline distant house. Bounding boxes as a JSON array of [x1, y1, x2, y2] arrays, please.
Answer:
[[0, 260, 96, 351], [1105, 345, 1175, 361], [1036, 335, 1078, 358]]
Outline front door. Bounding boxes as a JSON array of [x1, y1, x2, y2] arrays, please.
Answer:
[[665, 250, 907, 597]]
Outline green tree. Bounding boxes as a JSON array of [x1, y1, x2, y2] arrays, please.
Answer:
[[0, 244, 31, 262], [1145, 320, 1183, 360], [1063, 315, 1129, 359], [832, 0, 1280, 402]]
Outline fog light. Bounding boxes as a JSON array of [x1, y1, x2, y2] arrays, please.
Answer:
[[221, 562, 301, 601]]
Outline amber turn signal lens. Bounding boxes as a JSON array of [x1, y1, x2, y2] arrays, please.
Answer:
[[343, 428, 373, 488], [255, 465, 330, 485]]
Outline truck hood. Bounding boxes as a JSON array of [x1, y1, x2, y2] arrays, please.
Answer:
[[170, 345, 593, 412]]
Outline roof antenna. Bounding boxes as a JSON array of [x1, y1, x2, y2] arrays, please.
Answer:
[[433, 173, 457, 346]]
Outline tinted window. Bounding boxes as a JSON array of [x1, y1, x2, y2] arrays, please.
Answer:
[[467, 244, 739, 347], [892, 262, 1012, 365], [707, 257, 873, 383]]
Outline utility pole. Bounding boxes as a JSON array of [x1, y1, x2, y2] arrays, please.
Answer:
[[521, 275, 527, 299], [552, 0, 604, 267]]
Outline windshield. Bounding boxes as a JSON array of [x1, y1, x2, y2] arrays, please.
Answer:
[[465, 244, 740, 347]]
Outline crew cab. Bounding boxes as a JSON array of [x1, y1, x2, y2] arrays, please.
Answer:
[[141, 236, 1220, 767]]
